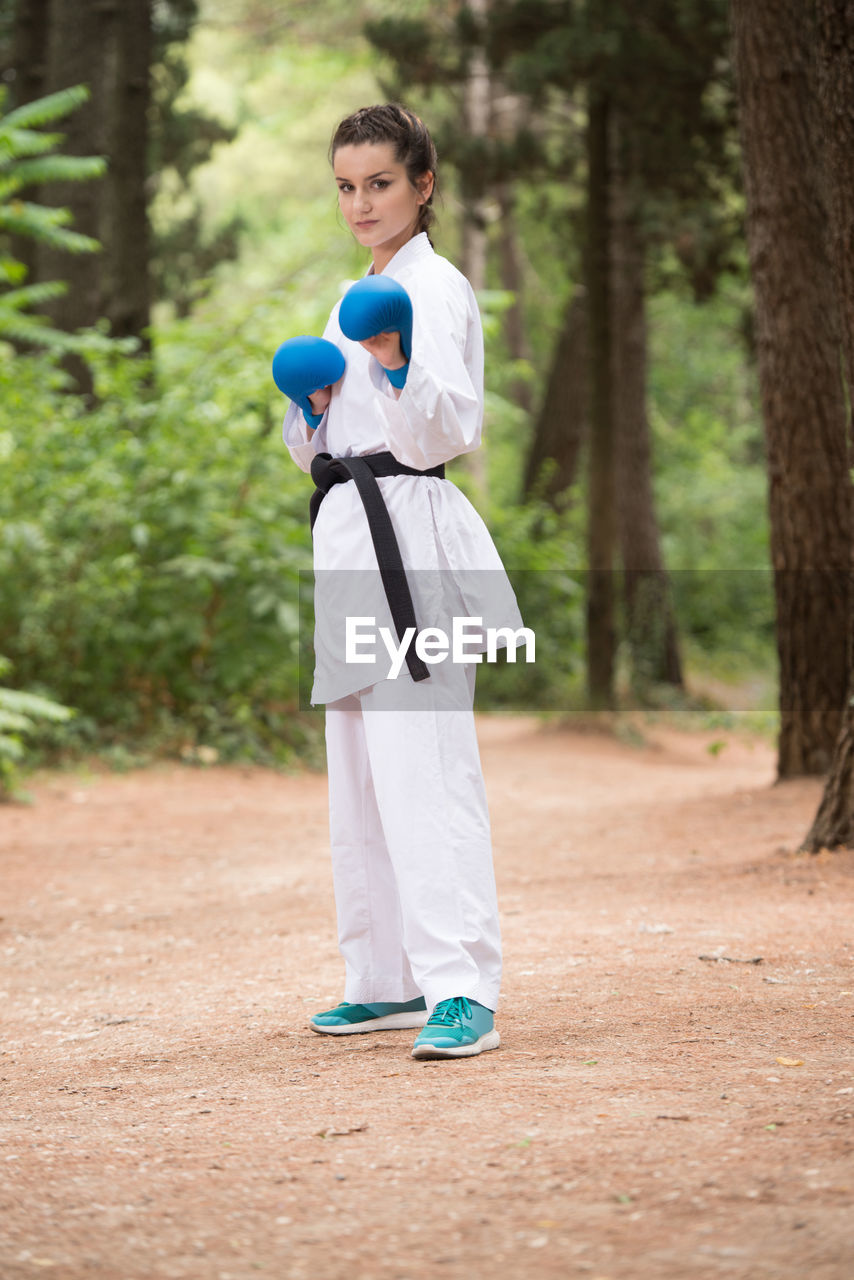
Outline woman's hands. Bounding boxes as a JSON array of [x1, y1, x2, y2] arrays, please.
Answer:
[[357, 330, 406, 370], [307, 384, 333, 414], [339, 277, 412, 392], [307, 329, 405, 412], [272, 335, 345, 428], [301, 329, 404, 416]]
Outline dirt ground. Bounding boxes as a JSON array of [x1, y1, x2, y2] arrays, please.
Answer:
[[1, 714, 853, 1280]]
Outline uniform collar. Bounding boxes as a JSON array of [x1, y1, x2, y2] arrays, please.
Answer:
[[369, 232, 433, 278]]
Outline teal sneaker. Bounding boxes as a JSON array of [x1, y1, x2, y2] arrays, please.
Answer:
[[310, 997, 427, 1035], [411, 996, 500, 1059]]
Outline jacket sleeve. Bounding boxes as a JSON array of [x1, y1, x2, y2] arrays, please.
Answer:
[[367, 268, 484, 471], [282, 399, 327, 474]]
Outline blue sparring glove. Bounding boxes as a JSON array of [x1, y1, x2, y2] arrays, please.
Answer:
[[271, 336, 346, 429], [339, 275, 412, 387]]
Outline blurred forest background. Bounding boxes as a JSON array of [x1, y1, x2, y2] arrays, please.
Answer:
[[1, 0, 852, 845]]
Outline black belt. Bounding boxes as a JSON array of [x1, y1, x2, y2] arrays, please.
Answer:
[[309, 450, 445, 682]]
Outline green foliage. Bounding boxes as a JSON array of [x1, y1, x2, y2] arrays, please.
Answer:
[[0, 8, 385, 773], [0, 281, 329, 768], [0, 200, 98, 255], [475, 270, 773, 710], [0, 0, 775, 782], [0, 84, 105, 347], [476, 497, 588, 708], [149, 7, 243, 314], [147, 2, 382, 318], [647, 283, 774, 674], [0, 656, 72, 800]]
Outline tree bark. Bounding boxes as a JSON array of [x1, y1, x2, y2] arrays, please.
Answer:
[[802, 0, 854, 850], [585, 88, 617, 709], [495, 180, 533, 415], [458, 0, 492, 501], [815, 0, 854, 412], [39, 0, 117, 394], [460, 0, 490, 294], [25, 0, 152, 376], [732, 0, 852, 778], [522, 288, 587, 507], [102, 0, 152, 351], [10, 0, 50, 106], [9, 0, 52, 284], [611, 152, 683, 695]]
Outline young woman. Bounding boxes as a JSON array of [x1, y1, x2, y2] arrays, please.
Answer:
[[281, 103, 524, 1059]]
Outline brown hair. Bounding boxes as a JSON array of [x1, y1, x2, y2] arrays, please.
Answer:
[[330, 103, 438, 240]]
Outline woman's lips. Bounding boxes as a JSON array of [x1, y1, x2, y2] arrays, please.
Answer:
[[356, 219, 378, 229]]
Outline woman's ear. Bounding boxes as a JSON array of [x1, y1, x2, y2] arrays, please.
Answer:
[[416, 170, 435, 205]]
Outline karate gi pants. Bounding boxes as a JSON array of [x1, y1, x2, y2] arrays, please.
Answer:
[[323, 661, 502, 1014]]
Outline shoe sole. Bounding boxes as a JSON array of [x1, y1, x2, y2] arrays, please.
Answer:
[[411, 1029, 500, 1059], [310, 1011, 428, 1035]]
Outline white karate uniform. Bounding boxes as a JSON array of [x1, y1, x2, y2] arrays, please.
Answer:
[[283, 232, 521, 1012]]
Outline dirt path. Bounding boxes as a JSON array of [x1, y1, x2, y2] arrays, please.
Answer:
[[1, 716, 853, 1280]]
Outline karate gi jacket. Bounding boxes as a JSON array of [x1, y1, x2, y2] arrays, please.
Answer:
[[283, 232, 525, 704]]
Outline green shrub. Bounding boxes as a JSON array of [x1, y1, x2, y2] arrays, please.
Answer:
[[0, 656, 72, 798], [0, 330, 318, 765]]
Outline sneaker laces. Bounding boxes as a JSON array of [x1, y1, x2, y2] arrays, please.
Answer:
[[428, 996, 472, 1026]]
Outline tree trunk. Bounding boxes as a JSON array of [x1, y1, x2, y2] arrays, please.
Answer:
[[522, 288, 587, 507], [815, 0, 854, 412], [611, 141, 683, 696], [40, 0, 117, 394], [495, 180, 532, 414], [9, 0, 52, 284], [732, 0, 852, 778], [458, 0, 491, 502], [585, 88, 617, 709], [802, 0, 854, 851], [460, 0, 490, 292], [28, 0, 152, 380], [102, 0, 152, 351], [10, 0, 50, 106]]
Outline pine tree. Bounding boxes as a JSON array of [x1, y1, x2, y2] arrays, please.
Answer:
[[733, 0, 853, 779], [802, 0, 854, 848], [4, 0, 240, 361], [0, 82, 87, 796], [0, 84, 103, 347]]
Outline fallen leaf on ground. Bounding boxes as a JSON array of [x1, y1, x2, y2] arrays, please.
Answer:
[[775, 1057, 804, 1067], [315, 1124, 368, 1138]]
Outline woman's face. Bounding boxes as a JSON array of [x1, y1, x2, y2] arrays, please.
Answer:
[[333, 141, 433, 266]]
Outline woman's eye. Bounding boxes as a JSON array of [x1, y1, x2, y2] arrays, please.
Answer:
[[373, 180, 390, 190]]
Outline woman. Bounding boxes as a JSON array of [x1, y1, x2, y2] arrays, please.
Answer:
[[282, 103, 524, 1059]]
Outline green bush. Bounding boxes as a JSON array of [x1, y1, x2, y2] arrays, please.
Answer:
[[0, 656, 72, 798], [0, 327, 320, 766]]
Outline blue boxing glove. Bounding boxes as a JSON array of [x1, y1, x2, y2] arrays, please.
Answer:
[[339, 275, 412, 389], [271, 336, 346, 429]]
